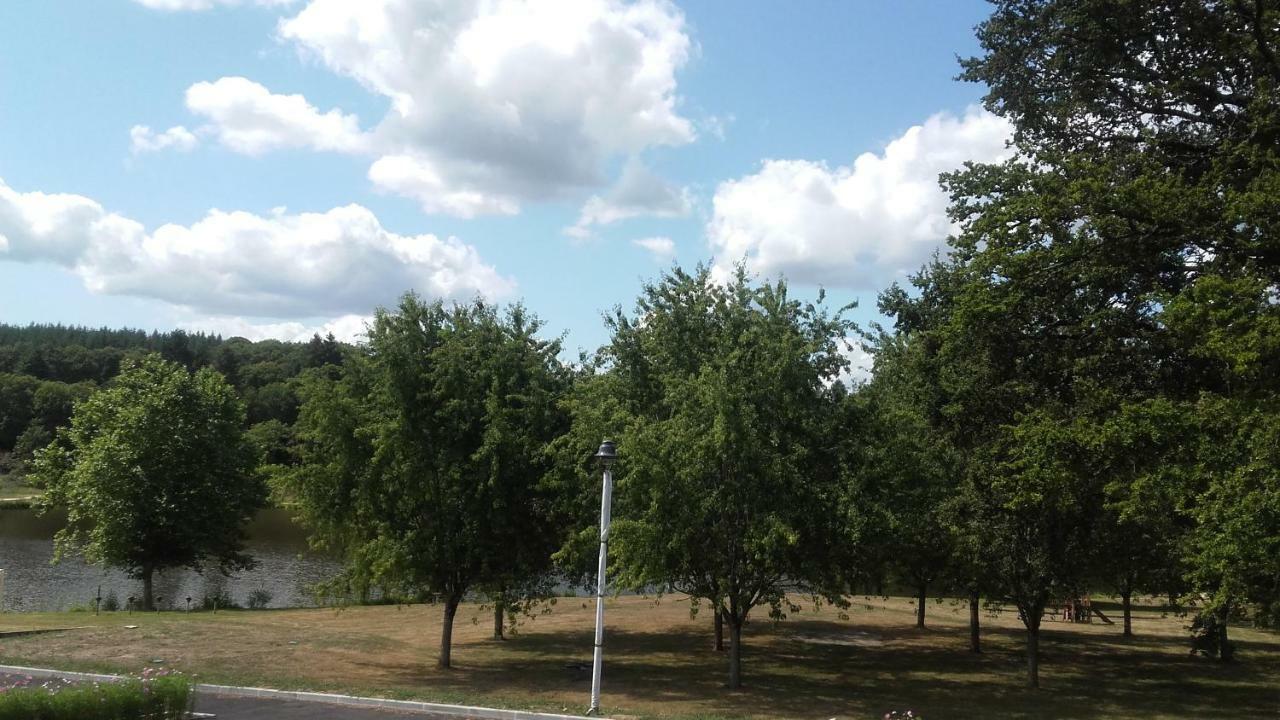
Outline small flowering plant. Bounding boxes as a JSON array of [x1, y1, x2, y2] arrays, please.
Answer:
[[0, 668, 193, 719], [883, 711, 923, 720]]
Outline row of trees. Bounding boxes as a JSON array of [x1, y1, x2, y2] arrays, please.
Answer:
[[868, 0, 1280, 684], [22, 0, 1279, 694], [30, 263, 1276, 690]]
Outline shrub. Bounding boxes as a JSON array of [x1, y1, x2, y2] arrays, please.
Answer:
[[201, 589, 240, 611], [0, 670, 192, 720], [101, 591, 120, 612], [246, 588, 273, 610]]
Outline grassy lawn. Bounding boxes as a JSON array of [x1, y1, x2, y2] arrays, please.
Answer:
[[0, 471, 42, 502], [0, 595, 1276, 719]]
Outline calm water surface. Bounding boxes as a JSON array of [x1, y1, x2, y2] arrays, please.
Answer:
[[0, 507, 341, 612]]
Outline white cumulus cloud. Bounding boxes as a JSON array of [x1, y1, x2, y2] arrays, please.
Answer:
[[366, 155, 520, 218], [185, 77, 370, 155], [708, 107, 1013, 289], [632, 236, 676, 261], [270, 0, 695, 215], [130, 125, 200, 154], [838, 339, 874, 387], [179, 313, 370, 343], [0, 176, 512, 319], [137, 0, 696, 217], [566, 158, 691, 238]]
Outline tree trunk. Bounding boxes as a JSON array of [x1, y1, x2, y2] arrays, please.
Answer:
[[439, 595, 461, 669], [916, 581, 928, 628], [493, 601, 505, 641], [141, 568, 155, 612], [1217, 603, 1234, 663], [1025, 626, 1040, 688], [713, 607, 725, 652], [727, 617, 743, 689], [1121, 590, 1133, 638], [968, 589, 981, 653]]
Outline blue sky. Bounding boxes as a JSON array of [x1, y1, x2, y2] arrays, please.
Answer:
[[0, 0, 1005, 364]]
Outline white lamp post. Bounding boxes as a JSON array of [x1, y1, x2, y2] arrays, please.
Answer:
[[587, 439, 617, 716]]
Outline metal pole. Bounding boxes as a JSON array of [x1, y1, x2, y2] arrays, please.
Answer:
[[588, 464, 613, 715]]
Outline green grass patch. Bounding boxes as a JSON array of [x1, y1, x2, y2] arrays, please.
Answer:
[[0, 672, 192, 720]]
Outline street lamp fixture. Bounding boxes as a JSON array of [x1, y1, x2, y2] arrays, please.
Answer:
[[587, 439, 617, 716]]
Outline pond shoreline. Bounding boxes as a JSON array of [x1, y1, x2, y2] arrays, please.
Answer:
[[0, 507, 339, 612]]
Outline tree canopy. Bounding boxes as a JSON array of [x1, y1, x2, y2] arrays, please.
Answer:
[[875, 0, 1280, 685], [278, 294, 569, 668], [32, 354, 265, 610], [569, 266, 855, 688]]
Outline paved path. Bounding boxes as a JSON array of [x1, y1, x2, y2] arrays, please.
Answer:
[[0, 674, 451, 719]]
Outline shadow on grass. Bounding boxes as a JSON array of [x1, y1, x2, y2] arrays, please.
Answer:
[[332, 617, 1280, 719]]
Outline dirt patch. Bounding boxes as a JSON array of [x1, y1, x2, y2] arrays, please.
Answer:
[[793, 630, 885, 647]]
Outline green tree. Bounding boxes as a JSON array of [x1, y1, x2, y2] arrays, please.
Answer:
[[279, 295, 567, 668], [30, 380, 96, 432], [875, 0, 1280, 681], [304, 332, 345, 368], [579, 266, 853, 688], [245, 419, 294, 468], [1088, 400, 1193, 638], [31, 355, 264, 610], [0, 373, 39, 449], [245, 381, 299, 425], [854, 332, 960, 630]]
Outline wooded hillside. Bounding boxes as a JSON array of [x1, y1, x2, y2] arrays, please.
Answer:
[[0, 323, 346, 478]]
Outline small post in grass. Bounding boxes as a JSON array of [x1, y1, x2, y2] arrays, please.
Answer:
[[95, 585, 101, 616], [186, 596, 192, 613], [587, 439, 617, 717]]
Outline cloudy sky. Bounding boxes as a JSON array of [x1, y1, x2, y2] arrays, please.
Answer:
[[0, 0, 1008, 366]]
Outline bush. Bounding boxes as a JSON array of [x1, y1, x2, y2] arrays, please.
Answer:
[[201, 589, 240, 611], [246, 588, 273, 610], [101, 592, 120, 612], [0, 670, 192, 720]]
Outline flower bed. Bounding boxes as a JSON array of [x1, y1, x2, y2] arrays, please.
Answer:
[[0, 669, 192, 720]]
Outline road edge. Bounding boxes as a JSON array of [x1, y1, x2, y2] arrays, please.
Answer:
[[0, 664, 604, 720]]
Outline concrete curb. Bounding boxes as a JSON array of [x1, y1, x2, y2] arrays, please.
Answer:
[[0, 664, 604, 720]]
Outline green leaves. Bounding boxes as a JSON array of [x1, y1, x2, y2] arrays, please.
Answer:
[[279, 294, 568, 616], [576, 265, 855, 685], [890, 1, 1280, 668], [31, 354, 263, 582]]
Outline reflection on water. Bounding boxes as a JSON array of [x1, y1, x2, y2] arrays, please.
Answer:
[[0, 507, 341, 612]]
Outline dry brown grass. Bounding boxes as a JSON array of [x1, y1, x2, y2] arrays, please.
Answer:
[[1, 594, 1278, 719]]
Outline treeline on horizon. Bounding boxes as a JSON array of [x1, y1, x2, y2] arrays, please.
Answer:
[[0, 323, 346, 475]]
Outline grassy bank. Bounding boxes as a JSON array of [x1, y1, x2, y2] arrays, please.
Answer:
[[0, 595, 1276, 719], [0, 470, 42, 505]]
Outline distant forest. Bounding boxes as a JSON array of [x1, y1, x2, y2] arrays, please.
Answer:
[[0, 323, 346, 476]]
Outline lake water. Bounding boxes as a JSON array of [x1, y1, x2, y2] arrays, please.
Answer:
[[0, 507, 342, 612]]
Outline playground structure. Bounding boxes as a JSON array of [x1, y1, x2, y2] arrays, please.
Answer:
[[1052, 596, 1114, 625]]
